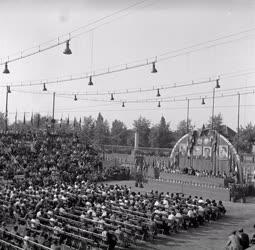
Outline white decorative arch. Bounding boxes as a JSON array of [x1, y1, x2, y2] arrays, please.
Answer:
[[169, 130, 242, 183], [170, 133, 189, 160]]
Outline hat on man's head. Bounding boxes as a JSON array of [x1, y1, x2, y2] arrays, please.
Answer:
[[239, 228, 243, 233]]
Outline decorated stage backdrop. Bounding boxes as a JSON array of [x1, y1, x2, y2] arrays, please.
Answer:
[[170, 129, 242, 182]]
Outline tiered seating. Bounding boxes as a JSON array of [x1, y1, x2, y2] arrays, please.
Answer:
[[0, 181, 226, 250]]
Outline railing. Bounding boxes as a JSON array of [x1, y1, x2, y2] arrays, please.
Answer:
[[101, 144, 171, 156]]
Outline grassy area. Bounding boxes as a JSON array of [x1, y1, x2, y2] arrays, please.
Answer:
[[106, 180, 255, 250]]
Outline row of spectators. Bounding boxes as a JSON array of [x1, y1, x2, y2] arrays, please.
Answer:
[[0, 182, 226, 250], [0, 131, 129, 185], [0, 131, 226, 249]]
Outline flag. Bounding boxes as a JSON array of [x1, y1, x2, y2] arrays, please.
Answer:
[[79, 117, 82, 128], [31, 113, 34, 126], [37, 114, 40, 128], [73, 118, 76, 128], [15, 111, 17, 125], [212, 132, 218, 152], [67, 115, 69, 125], [23, 113, 26, 125], [200, 124, 205, 137], [60, 117, 63, 128]]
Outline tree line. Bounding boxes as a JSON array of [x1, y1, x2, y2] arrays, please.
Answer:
[[2, 112, 255, 154]]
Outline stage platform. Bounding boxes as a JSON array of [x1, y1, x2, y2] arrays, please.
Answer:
[[159, 172, 225, 187]]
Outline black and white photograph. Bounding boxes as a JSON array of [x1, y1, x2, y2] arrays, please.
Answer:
[[0, 1, 255, 250]]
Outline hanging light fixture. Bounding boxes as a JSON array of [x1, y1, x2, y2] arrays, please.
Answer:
[[3, 62, 10, 74], [88, 76, 93, 86], [122, 102, 125, 107], [7, 86, 11, 94], [74, 94, 78, 101], [215, 78, 220, 89], [151, 62, 157, 73], [110, 93, 114, 101], [42, 83, 47, 91], [201, 98, 205, 105], [63, 40, 72, 55], [157, 101, 161, 107], [156, 89, 160, 97]]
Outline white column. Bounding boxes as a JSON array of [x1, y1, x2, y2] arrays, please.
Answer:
[[134, 131, 139, 149]]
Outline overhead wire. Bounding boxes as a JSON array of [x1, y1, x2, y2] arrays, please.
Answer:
[[10, 84, 255, 104], [2, 25, 255, 88], [0, 0, 151, 66], [10, 71, 255, 102], [7, 104, 255, 118]]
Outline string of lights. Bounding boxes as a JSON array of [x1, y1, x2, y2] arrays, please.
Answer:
[[7, 104, 255, 118], [2, 24, 255, 89], [11, 84, 255, 105], [10, 76, 255, 103], [0, 0, 150, 67], [10, 77, 217, 96]]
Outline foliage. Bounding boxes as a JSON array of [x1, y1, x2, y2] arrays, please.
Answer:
[[133, 116, 151, 147], [149, 116, 175, 148], [207, 113, 224, 133], [176, 119, 194, 138], [110, 119, 128, 146], [93, 113, 110, 145], [234, 123, 255, 153], [5, 111, 255, 154]]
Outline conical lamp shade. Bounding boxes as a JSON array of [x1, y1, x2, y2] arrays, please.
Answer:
[[88, 76, 93, 86], [151, 62, 157, 73], [63, 40, 72, 55], [3, 62, 10, 74]]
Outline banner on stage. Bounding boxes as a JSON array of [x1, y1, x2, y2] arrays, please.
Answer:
[[218, 145, 228, 160], [197, 137, 203, 145], [179, 143, 187, 156], [193, 146, 202, 157], [203, 146, 211, 159], [203, 137, 211, 146]]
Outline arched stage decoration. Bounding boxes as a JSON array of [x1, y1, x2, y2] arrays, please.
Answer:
[[169, 129, 242, 183]]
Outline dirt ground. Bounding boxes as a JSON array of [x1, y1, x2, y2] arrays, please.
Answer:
[[106, 180, 255, 250]]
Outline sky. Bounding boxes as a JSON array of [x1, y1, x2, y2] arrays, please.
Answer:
[[0, 0, 255, 130]]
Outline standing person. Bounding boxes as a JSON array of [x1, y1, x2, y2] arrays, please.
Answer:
[[107, 231, 117, 250], [238, 229, 249, 249], [226, 231, 243, 250]]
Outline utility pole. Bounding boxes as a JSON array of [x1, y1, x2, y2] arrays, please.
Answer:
[[5, 86, 10, 133], [212, 87, 215, 130], [237, 93, 240, 153], [186, 98, 190, 133], [52, 92, 56, 132]]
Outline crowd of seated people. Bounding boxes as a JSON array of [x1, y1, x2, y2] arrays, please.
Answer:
[[0, 131, 130, 185], [0, 181, 226, 250], [0, 131, 226, 249]]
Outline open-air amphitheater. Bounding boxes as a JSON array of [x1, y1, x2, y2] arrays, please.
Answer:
[[1, 128, 255, 249]]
